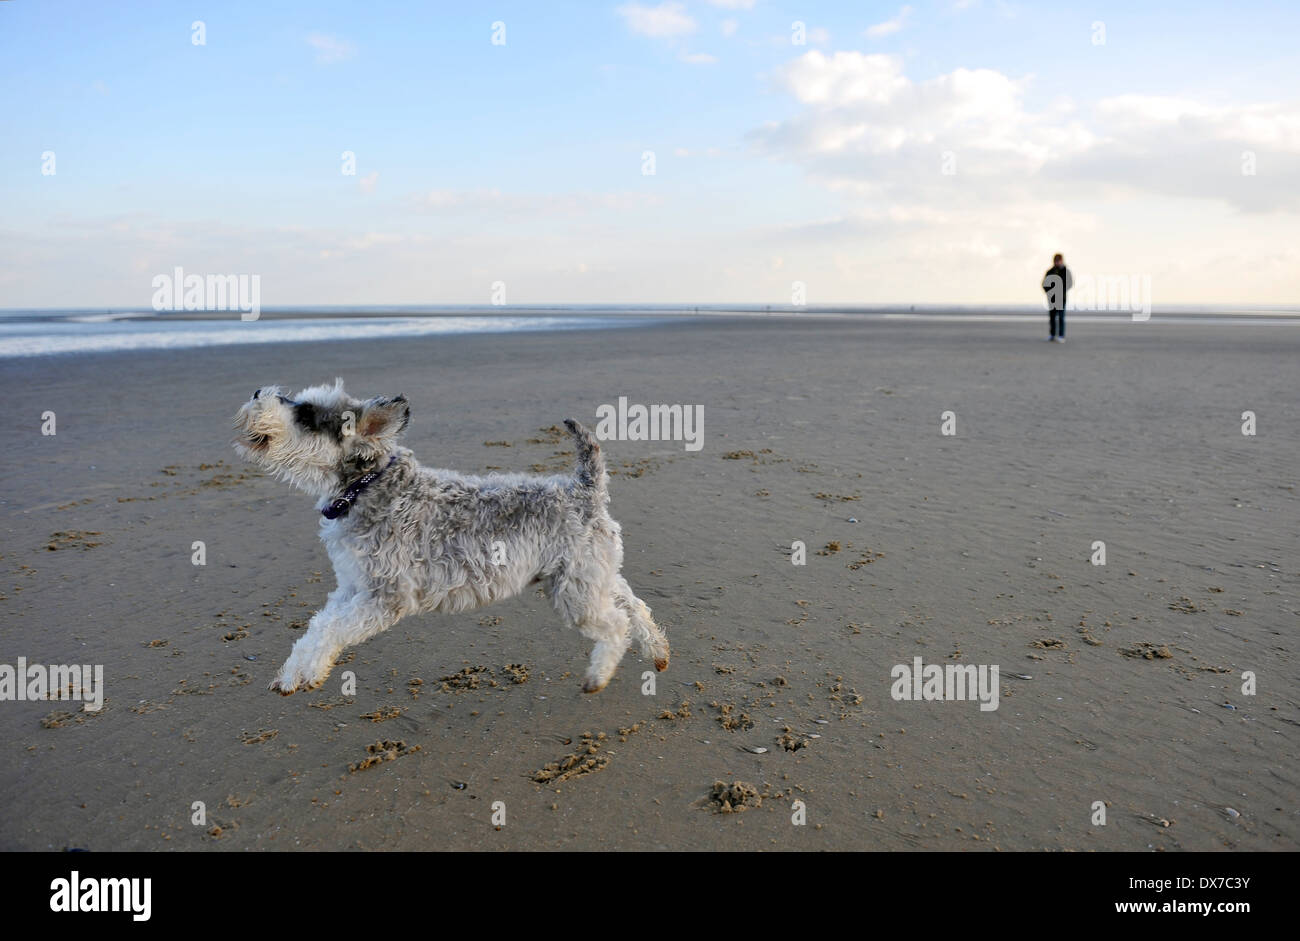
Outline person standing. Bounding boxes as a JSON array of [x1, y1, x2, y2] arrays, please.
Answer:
[[1041, 253, 1073, 343]]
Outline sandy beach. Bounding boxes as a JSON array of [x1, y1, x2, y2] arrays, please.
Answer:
[[1, 316, 1296, 851]]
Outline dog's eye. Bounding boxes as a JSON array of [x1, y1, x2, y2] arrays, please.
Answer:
[[294, 402, 319, 430]]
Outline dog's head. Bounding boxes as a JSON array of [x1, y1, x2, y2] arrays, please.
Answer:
[[233, 378, 410, 496]]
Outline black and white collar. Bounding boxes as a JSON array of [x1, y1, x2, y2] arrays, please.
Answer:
[[321, 454, 397, 520]]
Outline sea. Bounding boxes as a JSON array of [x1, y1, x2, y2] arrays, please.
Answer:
[[0, 305, 1296, 358]]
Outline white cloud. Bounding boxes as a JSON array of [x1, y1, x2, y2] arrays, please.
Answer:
[[679, 51, 718, 65], [866, 5, 913, 39], [762, 50, 1082, 172], [305, 33, 356, 64], [720, 18, 739, 38], [1095, 95, 1300, 150], [359, 172, 379, 194], [616, 2, 696, 38], [1046, 96, 1300, 211], [755, 48, 1300, 218], [705, 0, 755, 8], [777, 51, 910, 107]]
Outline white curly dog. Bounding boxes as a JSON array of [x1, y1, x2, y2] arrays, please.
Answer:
[[233, 379, 669, 696]]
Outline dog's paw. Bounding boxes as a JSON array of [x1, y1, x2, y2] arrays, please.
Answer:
[[270, 658, 329, 696], [582, 673, 609, 694], [269, 674, 325, 696], [644, 637, 669, 672], [269, 672, 306, 696]]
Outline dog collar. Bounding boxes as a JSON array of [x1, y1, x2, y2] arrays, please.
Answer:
[[321, 454, 397, 520]]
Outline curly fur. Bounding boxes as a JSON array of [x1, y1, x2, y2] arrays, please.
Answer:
[[232, 379, 669, 695]]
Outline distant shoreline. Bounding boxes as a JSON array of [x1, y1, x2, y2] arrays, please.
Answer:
[[4, 308, 1299, 359], [3, 304, 1299, 324]]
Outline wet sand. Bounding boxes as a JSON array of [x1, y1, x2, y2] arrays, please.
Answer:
[[1, 316, 1296, 850]]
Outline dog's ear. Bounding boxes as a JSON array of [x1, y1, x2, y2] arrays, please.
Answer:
[[356, 395, 410, 440]]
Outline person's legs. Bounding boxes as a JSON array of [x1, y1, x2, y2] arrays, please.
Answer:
[[1058, 307, 1066, 339], [1049, 309, 1060, 339]]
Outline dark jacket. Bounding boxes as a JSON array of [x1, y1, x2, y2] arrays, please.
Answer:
[[1042, 264, 1073, 310]]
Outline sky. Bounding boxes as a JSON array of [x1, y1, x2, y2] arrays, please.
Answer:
[[2, 0, 1298, 308]]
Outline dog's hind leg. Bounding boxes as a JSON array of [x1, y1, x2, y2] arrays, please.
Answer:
[[578, 602, 631, 694], [614, 575, 669, 672], [271, 593, 400, 695], [547, 573, 631, 694]]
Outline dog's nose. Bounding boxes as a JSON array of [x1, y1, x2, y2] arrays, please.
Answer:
[[253, 388, 261, 399]]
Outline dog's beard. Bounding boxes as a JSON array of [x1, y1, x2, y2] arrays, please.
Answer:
[[233, 425, 270, 456], [232, 403, 274, 461], [233, 405, 340, 498], [245, 447, 339, 497]]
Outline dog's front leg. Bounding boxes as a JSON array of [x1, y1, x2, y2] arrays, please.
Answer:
[[270, 593, 398, 695]]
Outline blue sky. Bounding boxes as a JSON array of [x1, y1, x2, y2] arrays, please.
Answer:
[[3, 0, 1298, 307]]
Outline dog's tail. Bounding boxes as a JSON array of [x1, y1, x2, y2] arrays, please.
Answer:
[[564, 419, 607, 495]]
